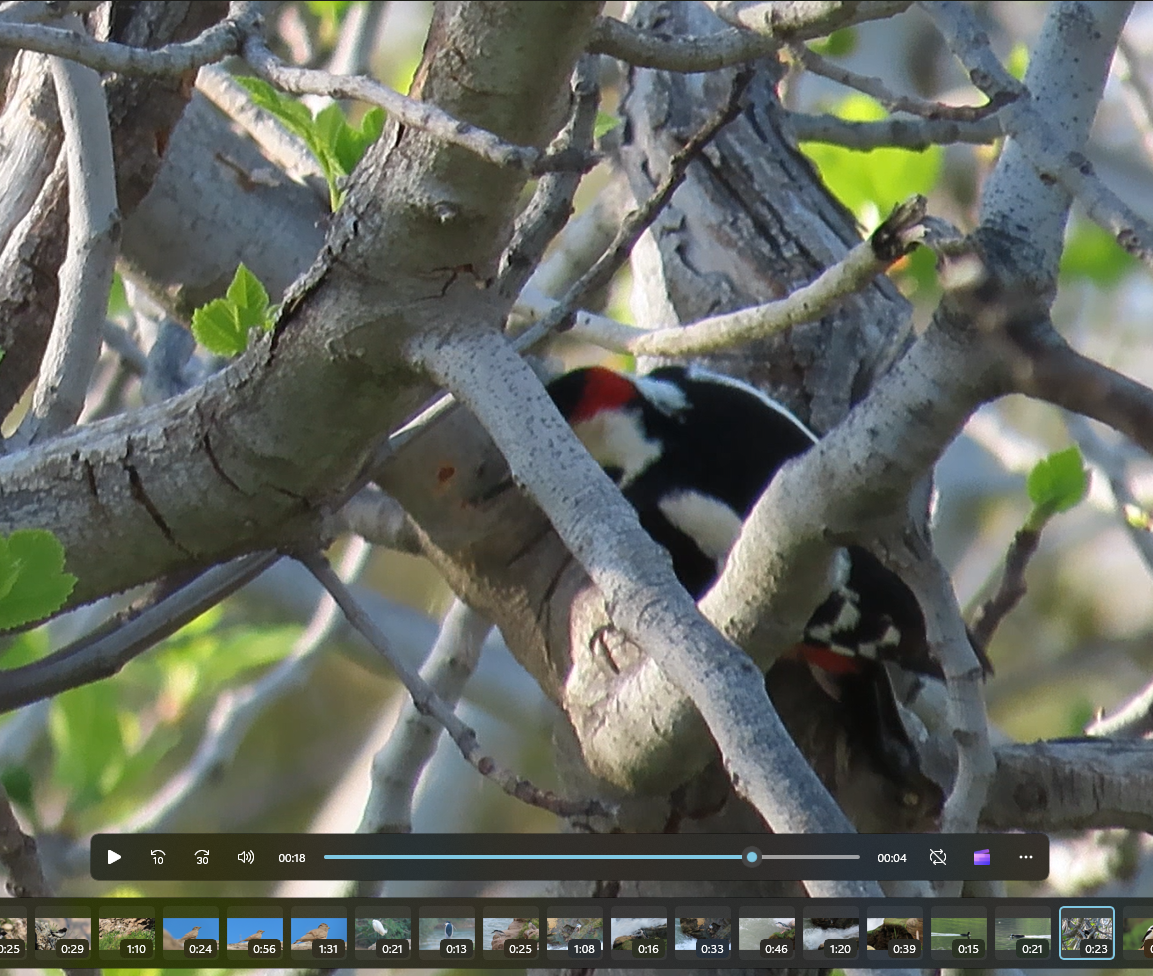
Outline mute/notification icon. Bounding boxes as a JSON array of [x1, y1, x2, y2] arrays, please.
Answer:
[[974, 848, 991, 866]]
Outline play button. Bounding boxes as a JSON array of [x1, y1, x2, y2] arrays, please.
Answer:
[[107, 849, 121, 865]]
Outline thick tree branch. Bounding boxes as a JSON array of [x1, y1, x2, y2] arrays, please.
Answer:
[[587, 15, 773, 71], [0, 2, 600, 609], [983, 739, 1153, 831]]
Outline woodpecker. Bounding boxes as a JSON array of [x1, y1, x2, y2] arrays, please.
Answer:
[[547, 363, 987, 787]]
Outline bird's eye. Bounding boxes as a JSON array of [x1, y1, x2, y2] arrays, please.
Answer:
[[603, 465, 625, 484]]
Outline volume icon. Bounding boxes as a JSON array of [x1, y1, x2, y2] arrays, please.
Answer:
[[238, 849, 254, 864]]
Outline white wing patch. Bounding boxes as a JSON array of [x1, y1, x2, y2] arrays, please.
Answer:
[[657, 490, 743, 562], [634, 373, 690, 415]]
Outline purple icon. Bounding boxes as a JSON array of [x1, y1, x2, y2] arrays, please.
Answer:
[[974, 849, 990, 865]]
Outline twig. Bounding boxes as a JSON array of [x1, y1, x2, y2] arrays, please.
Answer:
[[21, 50, 118, 442], [516, 66, 754, 347], [924, 1, 1153, 269], [966, 525, 1041, 649], [789, 109, 1002, 149], [917, 1, 1026, 100], [357, 598, 491, 834], [241, 34, 587, 176], [117, 539, 371, 834], [0, 553, 277, 714], [388, 75, 750, 454], [713, 0, 914, 40], [496, 57, 598, 299], [0, 2, 255, 75], [100, 319, 147, 375], [790, 42, 1011, 121], [560, 196, 938, 356], [587, 15, 774, 72], [304, 552, 613, 821], [1065, 412, 1153, 580], [1085, 677, 1153, 738]]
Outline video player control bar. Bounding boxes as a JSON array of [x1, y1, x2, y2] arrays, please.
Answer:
[[90, 833, 1048, 881]]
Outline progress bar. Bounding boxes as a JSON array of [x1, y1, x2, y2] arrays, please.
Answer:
[[91, 832, 1047, 882], [323, 854, 860, 860]]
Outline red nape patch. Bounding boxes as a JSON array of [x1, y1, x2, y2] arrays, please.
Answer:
[[797, 643, 863, 675], [571, 367, 638, 424]]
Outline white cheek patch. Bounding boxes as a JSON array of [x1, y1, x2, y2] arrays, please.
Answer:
[[573, 411, 662, 487], [657, 490, 744, 562]]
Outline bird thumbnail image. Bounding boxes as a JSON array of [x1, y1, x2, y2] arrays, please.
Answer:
[[243, 929, 265, 942], [292, 922, 329, 946], [445, 921, 453, 939]]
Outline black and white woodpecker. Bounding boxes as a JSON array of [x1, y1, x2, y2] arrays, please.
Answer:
[[546, 363, 989, 786]]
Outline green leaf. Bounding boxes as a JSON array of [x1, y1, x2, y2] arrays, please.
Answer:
[[236, 76, 383, 211], [0, 530, 77, 631], [1026, 446, 1090, 525], [226, 262, 272, 333], [107, 271, 128, 319], [236, 76, 314, 139], [0, 765, 33, 808], [1006, 42, 1029, 81], [226, 262, 270, 315], [1060, 219, 1136, 286], [808, 27, 856, 58], [307, 0, 354, 34], [800, 94, 942, 228], [594, 111, 622, 139], [191, 297, 246, 357], [50, 681, 124, 808], [192, 265, 276, 356]]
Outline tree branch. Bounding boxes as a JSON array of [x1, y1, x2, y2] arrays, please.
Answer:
[[554, 196, 938, 357], [20, 50, 119, 442], [409, 323, 888, 897], [983, 739, 1153, 831], [306, 551, 612, 822], [587, 15, 773, 71], [357, 598, 491, 834], [790, 42, 1011, 121], [0, 552, 276, 715], [713, 1, 914, 40], [241, 33, 589, 176], [0, 0, 254, 75], [115, 540, 370, 834], [789, 109, 1002, 149]]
